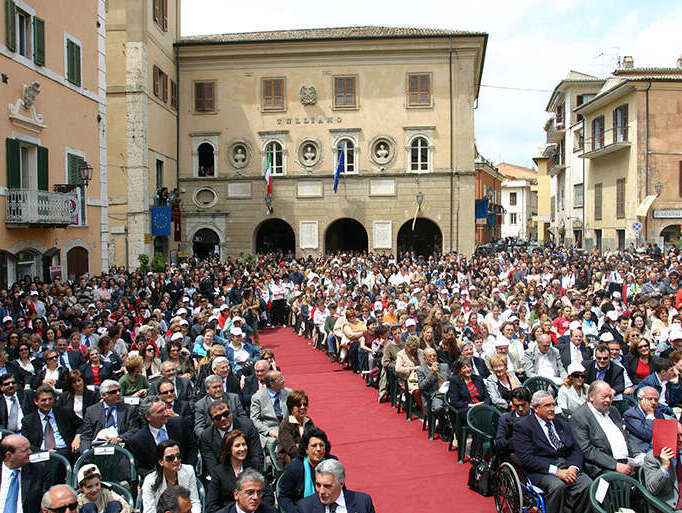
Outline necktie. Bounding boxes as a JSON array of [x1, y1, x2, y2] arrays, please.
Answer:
[[546, 421, 564, 450], [8, 396, 19, 432], [59, 354, 69, 370], [573, 345, 583, 363], [3, 469, 19, 513], [44, 415, 56, 451], [105, 407, 116, 428], [157, 427, 168, 443], [328, 504, 337, 513], [273, 393, 283, 421]]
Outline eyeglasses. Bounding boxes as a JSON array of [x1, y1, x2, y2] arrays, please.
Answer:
[[637, 345, 649, 350], [48, 502, 79, 513], [46, 355, 58, 361], [572, 374, 586, 379], [595, 356, 609, 361], [2, 381, 16, 386], [104, 388, 121, 395], [164, 454, 181, 462], [239, 489, 264, 497], [159, 389, 175, 395], [211, 411, 232, 421], [297, 402, 309, 408]]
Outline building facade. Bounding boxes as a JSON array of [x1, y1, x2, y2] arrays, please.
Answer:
[[498, 162, 537, 240], [577, 57, 682, 250], [1, 0, 107, 285], [474, 155, 503, 243], [175, 27, 487, 258], [106, 0, 180, 268]]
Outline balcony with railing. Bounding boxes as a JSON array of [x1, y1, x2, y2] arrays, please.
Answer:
[[547, 144, 566, 177], [6, 189, 72, 227], [545, 117, 566, 144], [580, 125, 631, 159]]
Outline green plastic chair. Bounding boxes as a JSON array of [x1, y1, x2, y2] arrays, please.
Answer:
[[392, 371, 416, 421], [421, 393, 435, 440], [48, 452, 74, 486], [267, 442, 283, 478], [612, 395, 637, 418], [466, 404, 502, 460], [386, 367, 400, 409], [102, 481, 134, 508], [0, 428, 16, 438], [196, 477, 206, 513], [522, 376, 559, 398], [72, 445, 138, 493], [275, 474, 287, 513], [589, 472, 673, 513], [444, 394, 469, 463]]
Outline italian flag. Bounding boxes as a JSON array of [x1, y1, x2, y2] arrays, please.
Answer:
[[265, 152, 272, 195]]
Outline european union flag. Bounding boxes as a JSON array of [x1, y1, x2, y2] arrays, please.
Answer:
[[333, 149, 345, 193], [151, 206, 172, 236]]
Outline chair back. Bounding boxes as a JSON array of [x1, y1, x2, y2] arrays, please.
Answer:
[[48, 452, 74, 486], [102, 481, 134, 507], [589, 471, 673, 513], [72, 445, 138, 490], [522, 376, 559, 398], [612, 395, 637, 418], [196, 477, 206, 513], [466, 404, 502, 439], [0, 428, 16, 438]]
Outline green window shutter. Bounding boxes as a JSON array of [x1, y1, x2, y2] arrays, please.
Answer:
[[5, 138, 19, 189], [67, 153, 79, 184], [74, 42, 81, 86], [37, 145, 48, 191], [6, 0, 16, 52], [33, 17, 45, 66], [66, 39, 73, 83], [66, 39, 81, 86]]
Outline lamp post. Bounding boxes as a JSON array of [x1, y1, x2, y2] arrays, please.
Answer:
[[78, 161, 93, 188], [655, 181, 664, 196]]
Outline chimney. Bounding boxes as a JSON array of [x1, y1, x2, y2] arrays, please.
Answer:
[[622, 56, 634, 69]]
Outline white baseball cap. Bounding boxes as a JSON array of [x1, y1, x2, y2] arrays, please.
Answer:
[[405, 318, 416, 327], [171, 332, 184, 341], [599, 332, 615, 342], [567, 362, 585, 375], [230, 326, 243, 337], [176, 307, 187, 315]]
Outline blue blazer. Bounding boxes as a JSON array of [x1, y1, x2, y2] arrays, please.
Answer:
[[623, 404, 666, 453], [635, 373, 682, 414], [447, 374, 491, 412], [297, 489, 375, 513], [512, 413, 583, 485]]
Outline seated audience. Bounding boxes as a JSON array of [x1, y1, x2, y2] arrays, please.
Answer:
[[522, 334, 566, 382], [494, 386, 531, 456], [32, 349, 67, 390], [215, 469, 277, 513], [80, 347, 114, 387], [642, 422, 682, 510], [119, 354, 149, 397], [583, 344, 626, 396], [296, 459, 375, 513], [635, 357, 682, 416], [194, 375, 245, 438], [623, 385, 667, 454], [417, 347, 451, 434], [81, 379, 138, 450], [250, 370, 291, 450], [447, 355, 491, 414], [57, 369, 100, 419]]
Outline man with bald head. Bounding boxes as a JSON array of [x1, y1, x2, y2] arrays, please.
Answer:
[[41, 485, 78, 513], [250, 370, 291, 449], [569, 381, 640, 478], [0, 434, 52, 513], [241, 359, 271, 410]]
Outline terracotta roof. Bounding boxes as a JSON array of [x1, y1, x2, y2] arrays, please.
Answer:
[[179, 26, 486, 45], [614, 67, 682, 76], [496, 162, 537, 180]]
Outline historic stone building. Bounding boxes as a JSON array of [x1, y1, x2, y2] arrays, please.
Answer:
[[175, 27, 487, 258]]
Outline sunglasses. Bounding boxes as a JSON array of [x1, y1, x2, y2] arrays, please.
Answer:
[[2, 381, 16, 386], [297, 402, 309, 408], [595, 356, 609, 361], [104, 389, 121, 395], [48, 503, 79, 513], [46, 355, 58, 361], [164, 454, 181, 462], [637, 345, 649, 350], [572, 373, 586, 379], [159, 389, 175, 395], [212, 411, 232, 421]]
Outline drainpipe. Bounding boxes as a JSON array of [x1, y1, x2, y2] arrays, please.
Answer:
[[175, 44, 181, 256], [449, 38, 454, 253], [644, 81, 652, 242]]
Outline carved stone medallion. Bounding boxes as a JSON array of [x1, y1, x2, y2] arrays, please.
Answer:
[[300, 85, 317, 105]]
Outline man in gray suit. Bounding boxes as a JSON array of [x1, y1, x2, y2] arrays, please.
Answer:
[[250, 370, 291, 449], [80, 379, 138, 450], [417, 348, 450, 420], [522, 334, 566, 382], [642, 422, 682, 510], [194, 375, 245, 438], [151, 361, 194, 402], [569, 380, 640, 478]]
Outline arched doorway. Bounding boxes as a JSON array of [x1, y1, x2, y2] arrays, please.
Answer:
[[15, 249, 41, 281], [397, 218, 443, 256], [325, 218, 368, 254], [661, 224, 681, 244], [67, 247, 89, 280], [198, 143, 215, 177], [254, 219, 295, 254], [192, 228, 220, 260]]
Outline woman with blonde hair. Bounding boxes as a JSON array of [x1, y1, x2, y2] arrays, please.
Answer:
[[484, 354, 521, 411]]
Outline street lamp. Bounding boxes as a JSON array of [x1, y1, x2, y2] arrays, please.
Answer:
[[79, 161, 93, 188], [416, 191, 424, 208], [654, 182, 664, 196]]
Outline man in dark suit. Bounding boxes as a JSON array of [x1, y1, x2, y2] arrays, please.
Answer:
[[624, 385, 667, 455], [557, 328, 592, 369], [634, 357, 682, 414], [151, 361, 194, 402], [122, 395, 197, 477], [0, 434, 52, 513], [494, 386, 531, 456], [199, 400, 263, 476], [512, 390, 592, 513], [296, 459, 376, 513], [215, 468, 277, 513], [0, 374, 31, 431], [460, 341, 490, 379], [194, 374, 246, 437], [569, 381, 639, 479], [583, 344, 625, 396], [80, 379, 139, 450], [240, 359, 269, 410], [21, 384, 82, 461], [55, 337, 84, 372], [158, 378, 193, 418]]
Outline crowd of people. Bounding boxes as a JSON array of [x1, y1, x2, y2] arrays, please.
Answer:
[[1, 243, 682, 513]]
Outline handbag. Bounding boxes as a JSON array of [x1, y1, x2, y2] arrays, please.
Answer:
[[467, 457, 494, 497]]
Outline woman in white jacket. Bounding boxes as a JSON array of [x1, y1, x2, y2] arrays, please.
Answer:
[[141, 440, 201, 513]]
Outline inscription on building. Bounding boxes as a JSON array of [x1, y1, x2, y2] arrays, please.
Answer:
[[300, 221, 318, 249], [297, 181, 323, 198], [373, 221, 392, 249], [277, 116, 342, 125], [369, 179, 396, 196], [227, 183, 251, 198]]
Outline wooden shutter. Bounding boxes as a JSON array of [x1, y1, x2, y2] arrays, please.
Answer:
[[622, 105, 628, 140], [37, 145, 48, 191], [5, 0, 16, 52], [67, 40, 81, 86], [5, 138, 20, 189], [162, 0, 168, 30], [153, 66, 159, 97], [153, 0, 160, 24], [33, 16, 45, 66]]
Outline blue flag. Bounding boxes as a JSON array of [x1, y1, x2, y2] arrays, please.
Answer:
[[151, 206, 171, 236], [333, 149, 345, 193]]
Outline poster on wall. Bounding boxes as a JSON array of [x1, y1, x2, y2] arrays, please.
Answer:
[[69, 189, 81, 225], [49, 266, 63, 281]]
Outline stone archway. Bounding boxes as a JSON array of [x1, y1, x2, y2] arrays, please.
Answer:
[[254, 218, 295, 254], [192, 228, 220, 260], [661, 224, 681, 244], [397, 218, 443, 256], [325, 218, 368, 254]]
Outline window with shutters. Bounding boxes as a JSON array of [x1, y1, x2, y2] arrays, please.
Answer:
[[153, 66, 168, 102], [616, 178, 625, 218], [153, 0, 168, 31], [574, 184, 584, 208], [613, 104, 629, 142], [170, 80, 178, 109], [407, 73, 432, 107], [261, 78, 285, 111], [592, 115, 604, 150], [594, 183, 602, 220], [5, 138, 48, 191], [335, 139, 356, 174], [65, 35, 82, 87], [194, 82, 215, 113], [510, 213, 518, 225], [333, 76, 357, 109], [5, 2, 44, 65], [67, 152, 87, 225], [16, 8, 31, 58]]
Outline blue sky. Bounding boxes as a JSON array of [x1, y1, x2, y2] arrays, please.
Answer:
[[182, 0, 682, 169]]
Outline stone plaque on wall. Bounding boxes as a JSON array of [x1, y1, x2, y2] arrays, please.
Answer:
[[300, 221, 318, 249], [227, 182, 251, 198], [369, 179, 395, 196], [297, 181, 323, 198], [373, 221, 392, 249]]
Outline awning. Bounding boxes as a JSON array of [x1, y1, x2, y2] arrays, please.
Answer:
[[635, 195, 657, 217]]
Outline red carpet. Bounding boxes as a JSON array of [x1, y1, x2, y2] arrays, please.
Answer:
[[261, 327, 495, 513]]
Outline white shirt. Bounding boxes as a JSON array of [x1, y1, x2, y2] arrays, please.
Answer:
[[537, 352, 556, 379], [0, 463, 22, 513], [587, 403, 629, 460], [73, 394, 84, 419], [570, 344, 583, 364], [327, 490, 347, 513], [3, 393, 24, 429]]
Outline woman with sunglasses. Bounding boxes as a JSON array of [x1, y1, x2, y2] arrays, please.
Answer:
[[141, 440, 201, 513], [622, 331, 653, 385], [557, 362, 589, 414], [140, 340, 162, 380], [9, 341, 36, 389], [276, 390, 314, 469], [32, 348, 67, 391]]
